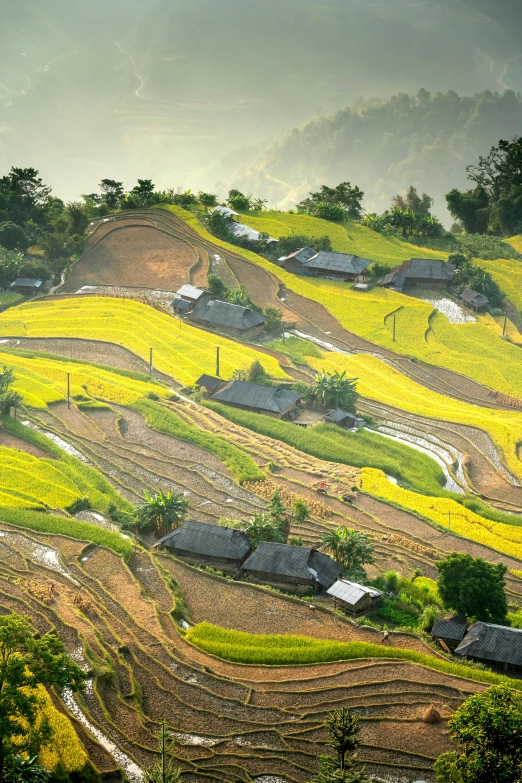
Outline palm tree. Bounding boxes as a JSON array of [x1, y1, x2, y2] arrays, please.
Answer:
[[319, 529, 346, 565], [312, 370, 358, 411], [245, 513, 286, 549], [319, 527, 374, 574], [137, 489, 189, 537]]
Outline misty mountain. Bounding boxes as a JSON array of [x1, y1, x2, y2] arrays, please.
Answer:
[[1, 0, 522, 200], [224, 89, 522, 224]]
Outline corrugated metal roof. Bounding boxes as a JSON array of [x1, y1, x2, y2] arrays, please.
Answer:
[[190, 299, 266, 330], [304, 251, 372, 275], [243, 542, 341, 587], [327, 579, 382, 604], [460, 289, 489, 305], [212, 380, 302, 413], [283, 247, 318, 264], [454, 622, 522, 666], [432, 615, 467, 642], [211, 205, 239, 217], [176, 284, 206, 301], [229, 222, 278, 244], [11, 278, 42, 288], [154, 519, 250, 560]]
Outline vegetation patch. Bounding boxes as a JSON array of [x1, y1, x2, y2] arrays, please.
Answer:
[[204, 400, 451, 495], [0, 507, 132, 557], [132, 398, 265, 483], [185, 622, 521, 689]]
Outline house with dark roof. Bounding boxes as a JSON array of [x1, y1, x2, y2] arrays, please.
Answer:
[[280, 249, 371, 281], [323, 409, 365, 430], [277, 247, 318, 269], [10, 278, 42, 296], [195, 374, 225, 394], [212, 380, 302, 419], [241, 542, 342, 593], [153, 519, 251, 574], [189, 299, 266, 338], [460, 289, 489, 311], [172, 297, 192, 315], [454, 622, 522, 673], [431, 614, 468, 651], [326, 579, 382, 616], [379, 259, 455, 291]]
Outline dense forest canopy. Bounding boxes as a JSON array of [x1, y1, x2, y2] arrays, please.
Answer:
[[227, 90, 522, 224]]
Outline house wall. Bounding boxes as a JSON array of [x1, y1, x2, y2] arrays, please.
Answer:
[[189, 318, 264, 339], [166, 547, 244, 574], [404, 279, 450, 290], [217, 400, 299, 420], [242, 569, 319, 593], [12, 286, 38, 296]]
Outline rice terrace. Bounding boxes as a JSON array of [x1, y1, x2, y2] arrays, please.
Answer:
[[3, 161, 522, 783]]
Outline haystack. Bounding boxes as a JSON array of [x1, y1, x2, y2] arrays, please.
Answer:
[[422, 704, 441, 724]]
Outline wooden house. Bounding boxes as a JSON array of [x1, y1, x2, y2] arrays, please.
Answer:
[[241, 542, 341, 594], [326, 579, 382, 616], [212, 380, 302, 419], [460, 289, 489, 311], [195, 374, 226, 394], [323, 409, 365, 430], [153, 519, 251, 574], [10, 278, 42, 296], [454, 622, 522, 674], [379, 259, 455, 291], [431, 614, 468, 651], [280, 249, 371, 281], [189, 299, 266, 338]]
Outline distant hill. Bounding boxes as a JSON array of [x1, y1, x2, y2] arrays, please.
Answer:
[[224, 90, 522, 223], [3, 0, 522, 199]]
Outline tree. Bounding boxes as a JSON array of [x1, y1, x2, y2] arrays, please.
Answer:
[[436, 553, 508, 623], [231, 369, 247, 381], [311, 707, 368, 783], [4, 754, 50, 783], [265, 234, 331, 261], [64, 201, 89, 235], [207, 273, 229, 299], [292, 500, 310, 525], [227, 189, 251, 211], [0, 366, 21, 416], [311, 371, 358, 411], [251, 198, 268, 211], [0, 223, 28, 251], [129, 179, 156, 208], [247, 360, 269, 384], [392, 186, 433, 215], [319, 528, 374, 576], [267, 489, 286, 526], [98, 180, 124, 210], [244, 512, 286, 549], [137, 489, 189, 537], [445, 186, 490, 234], [263, 307, 283, 332], [0, 614, 86, 781], [198, 192, 217, 209], [227, 285, 257, 309], [434, 685, 522, 783], [453, 260, 503, 308], [297, 182, 364, 220], [143, 720, 181, 783]]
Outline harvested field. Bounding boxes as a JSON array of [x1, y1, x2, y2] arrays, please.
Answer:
[[62, 216, 202, 293], [0, 522, 496, 782]]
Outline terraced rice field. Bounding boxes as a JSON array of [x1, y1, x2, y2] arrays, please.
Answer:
[[0, 522, 498, 782], [0, 298, 288, 387]]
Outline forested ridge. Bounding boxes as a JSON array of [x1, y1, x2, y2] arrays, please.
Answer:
[[228, 90, 522, 223]]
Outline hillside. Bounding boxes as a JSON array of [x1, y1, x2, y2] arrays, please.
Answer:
[[4, 203, 522, 780], [226, 90, 522, 221]]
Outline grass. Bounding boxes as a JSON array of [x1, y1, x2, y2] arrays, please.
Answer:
[[0, 297, 288, 388], [0, 507, 133, 558], [0, 347, 169, 409], [186, 622, 522, 690], [265, 335, 322, 365], [361, 468, 522, 561], [1, 416, 131, 514], [204, 400, 448, 495], [132, 398, 265, 483], [0, 292, 24, 312], [305, 351, 522, 482], [165, 206, 522, 401]]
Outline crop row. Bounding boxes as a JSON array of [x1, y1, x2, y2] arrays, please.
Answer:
[[0, 297, 288, 387], [185, 621, 522, 690], [361, 468, 522, 562], [34, 685, 88, 773], [0, 446, 84, 509], [307, 352, 522, 481], [204, 401, 456, 495], [0, 348, 169, 409], [168, 205, 522, 400]]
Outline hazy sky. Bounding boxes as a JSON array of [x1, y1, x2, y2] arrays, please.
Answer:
[[1, 0, 522, 201]]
